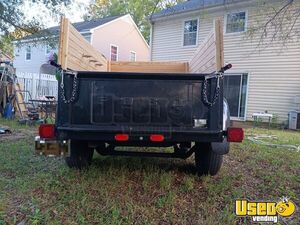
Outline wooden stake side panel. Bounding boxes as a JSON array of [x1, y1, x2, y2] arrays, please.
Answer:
[[189, 31, 216, 73], [58, 17, 107, 71], [57, 17, 222, 74], [189, 19, 224, 73], [109, 61, 189, 73]]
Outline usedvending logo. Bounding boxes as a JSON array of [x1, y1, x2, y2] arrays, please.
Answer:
[[235, 197, 296, 223]]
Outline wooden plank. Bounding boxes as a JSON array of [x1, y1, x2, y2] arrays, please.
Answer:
[[190, 40, 215, 72], [189, 18, 224, 73], [109, 61, 189, 73], [57, 17, 63, 67], [215, 18, 224, 72], [68, 46, 98, 71], [58, 17, 108, 72], [189, 31, 216, 73], [68, 25, 107, 70], [14, 83, 27, 118], [68, 27, 106, 61], [68, 39, 104, 70], [58, 17, 69, 70]]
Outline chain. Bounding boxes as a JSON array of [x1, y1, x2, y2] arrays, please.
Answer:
[[202, 73, 223, 107], [60, 69, 78, 104], [58, 68, 220, 106]]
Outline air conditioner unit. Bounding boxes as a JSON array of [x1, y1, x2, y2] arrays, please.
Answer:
[[288, 111, 300, 130]]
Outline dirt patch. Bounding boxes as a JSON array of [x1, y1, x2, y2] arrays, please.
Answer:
[[0, 126, 37, 141]]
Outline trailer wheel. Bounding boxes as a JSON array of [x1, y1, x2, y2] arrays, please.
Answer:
[[95, 143, 106, 155], [65, 140, 94, 169], [194, 143, 223, 176]]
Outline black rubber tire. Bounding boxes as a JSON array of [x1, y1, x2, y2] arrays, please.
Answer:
[[65, 140, 94, 169], [95, 143, 106, 155], [194, 143, 223, 176]]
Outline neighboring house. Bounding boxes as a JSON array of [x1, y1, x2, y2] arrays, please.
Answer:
[[14, 14, 150, 74], [150, 0, 300, 123]]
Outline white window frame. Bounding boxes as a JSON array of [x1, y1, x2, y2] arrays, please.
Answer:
[[182, 18, 199, 47], [224, 10, 248, 35], [110, 44, 119, 61], [25, 46, 31, 61], [224, 72, 250, 121], [130, 51, 137, 62]]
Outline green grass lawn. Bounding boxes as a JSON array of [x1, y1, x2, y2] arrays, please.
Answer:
[[0, 120, 299, 224]]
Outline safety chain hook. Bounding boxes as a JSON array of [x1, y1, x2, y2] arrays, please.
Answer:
[[202, 72, 223, 107], [60, 69, 78, 104]]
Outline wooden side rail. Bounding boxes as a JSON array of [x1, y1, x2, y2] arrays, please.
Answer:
[[108, 61, 189, 73], [189, 19, 224, 73], [57, 17, 223, 74], [58, 17, 107, 71]]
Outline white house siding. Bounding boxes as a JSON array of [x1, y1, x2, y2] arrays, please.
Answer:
[[151, 3, 300, 122], [13, 34, 91, 74], [14, 44, 53, 74], [151, 15, 204, 61]]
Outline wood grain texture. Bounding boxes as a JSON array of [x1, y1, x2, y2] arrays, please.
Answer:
[[215, 18, 224, 72], [14, 83, 27, 118], [109, 61, 189, 73], [189, 18, 224, 73], [58, 17, 107, 72]]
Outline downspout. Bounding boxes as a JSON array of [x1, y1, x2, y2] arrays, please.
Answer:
[[149, 21, 154, 61]]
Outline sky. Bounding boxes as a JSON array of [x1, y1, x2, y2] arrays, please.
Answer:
[[22, 0, 92, 28]]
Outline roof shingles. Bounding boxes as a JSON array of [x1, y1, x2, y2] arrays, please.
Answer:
[[20, 15, 122, 40], [150, 0, 243, 20]]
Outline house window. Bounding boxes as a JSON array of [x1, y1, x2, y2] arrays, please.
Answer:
[[25, 46, 31, 60], [130, 51, 136, 62], [110, 45, 118, 61], [183, 19, 198, 46], [226, 12, 246, 33]]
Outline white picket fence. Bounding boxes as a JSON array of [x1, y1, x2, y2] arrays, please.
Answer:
[[16, 72, 58, 102]]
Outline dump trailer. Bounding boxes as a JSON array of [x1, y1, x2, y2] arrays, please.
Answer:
[[36, 63, 244, 176]]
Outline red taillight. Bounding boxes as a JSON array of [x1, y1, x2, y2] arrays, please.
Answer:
[[39, 124, 55, 139], [150, 134, 165, 142], [115, 134, 129, 141], [227, 127, 244, 142]]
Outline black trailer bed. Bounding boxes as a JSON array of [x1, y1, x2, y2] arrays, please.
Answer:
[[56, 71, 224, 143]]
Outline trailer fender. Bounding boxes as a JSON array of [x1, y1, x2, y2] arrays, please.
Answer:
[[211, 99, 230, 155]]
